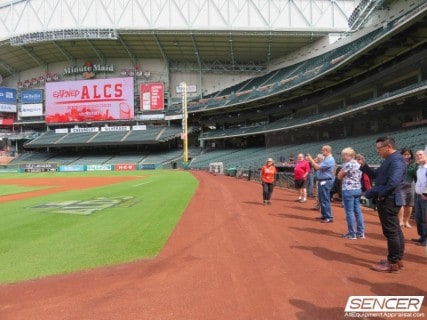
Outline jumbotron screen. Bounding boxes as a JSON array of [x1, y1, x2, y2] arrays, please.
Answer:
[[45, 77, 134, 123]]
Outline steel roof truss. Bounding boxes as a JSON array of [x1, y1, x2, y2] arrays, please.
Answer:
[[191, 33, 202, 68], [117, 36, 137, 66], [21, 46, 45, 66], [152, 33, 168, 63], [0, 59, 17, 74], [52, 41, 74, 64]]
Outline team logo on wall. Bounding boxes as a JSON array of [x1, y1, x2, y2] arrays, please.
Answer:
[[31, 196, 138, 215], [82, 61, 96, 79]]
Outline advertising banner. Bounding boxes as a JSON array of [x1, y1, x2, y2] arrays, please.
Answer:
[[139, 163, 156, 170], [0, 87, 16, 104], [114, 164, 136, 171], [21, 90, 43, 104], [45, 77, 134, 123], [86, 164, 112, 171], [21, 103, 43, 117], [100, 126, 130, 132], [140, 82, 164, 111], [165, 114, 183, 120], [136, 113, 164, 120], [55, 128, 69, 133], [0, 118, 14, 125], [0, 103, 17, 112], [22, 163, 58, 172], [70, 127, 98, 133], [133, 125, 147, 130], [58, 165, 85, 172], [175, 84, 197, 93]]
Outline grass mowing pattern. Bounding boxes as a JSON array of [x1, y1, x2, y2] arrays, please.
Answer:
[[0, 184, 48, 196], [0, 170, 198, 284]]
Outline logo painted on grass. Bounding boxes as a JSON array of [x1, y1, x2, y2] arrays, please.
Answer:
[[31, 196, 138, 215]]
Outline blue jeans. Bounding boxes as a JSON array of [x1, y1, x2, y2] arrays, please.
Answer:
[[307, 172, 314, 197], [342, 189, 364, 236], [262, 182, 274, 201], [318, 179, 334, 220]]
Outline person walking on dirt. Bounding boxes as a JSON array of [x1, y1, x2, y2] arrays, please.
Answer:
[[261, 158, 277, 205]]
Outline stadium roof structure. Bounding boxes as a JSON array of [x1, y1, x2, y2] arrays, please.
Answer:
[[0, 0, 370, 78], [1, 29, 331, 76], [172, 7, 427, 118]]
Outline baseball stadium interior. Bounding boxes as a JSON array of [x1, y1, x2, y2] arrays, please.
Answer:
[[0, 0, 426, 173]]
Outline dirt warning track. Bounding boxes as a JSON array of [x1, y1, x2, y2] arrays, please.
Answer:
[[0, 171, 426, 320]]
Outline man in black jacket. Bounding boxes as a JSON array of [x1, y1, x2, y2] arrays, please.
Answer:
[[359, 136, 406, 272]]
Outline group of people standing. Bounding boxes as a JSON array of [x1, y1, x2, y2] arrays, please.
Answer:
[[260, 136, 427, 273]]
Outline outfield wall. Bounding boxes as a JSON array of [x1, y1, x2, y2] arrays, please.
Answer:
[[0, 162, 162, 173]]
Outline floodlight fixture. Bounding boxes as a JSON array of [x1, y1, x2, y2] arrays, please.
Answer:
[[10, 28, 117, 46]]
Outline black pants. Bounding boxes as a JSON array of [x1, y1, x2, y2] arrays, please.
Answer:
[[262, 182, 274, 201], [376, 198, 405, 263], [414, 194, 427, 241]]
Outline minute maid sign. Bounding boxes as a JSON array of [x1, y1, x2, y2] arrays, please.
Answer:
[[64, 61, 114, 79]]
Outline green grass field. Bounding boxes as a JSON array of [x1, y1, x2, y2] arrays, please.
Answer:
[[0, 170, 198, 284], [0, 184, 50, 196]]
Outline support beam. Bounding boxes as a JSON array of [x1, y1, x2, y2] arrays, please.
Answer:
[[53, 41, 74, 64], [21, 46, 45, 66], [152, 32, 168, 63], [229, 33, 236, 68], [0, 60, 17, 75], [349, 0, 384, 30], [117, 36, 137, 66], [190, 33, 201, 69], [87, 40, 105, 64]]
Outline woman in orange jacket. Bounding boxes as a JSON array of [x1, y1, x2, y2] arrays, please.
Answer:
[[261, 158, 277, 205]]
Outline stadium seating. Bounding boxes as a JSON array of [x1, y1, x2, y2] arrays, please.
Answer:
[[123, 127, 164, 142], [141, 149, 184, 166], [106, 153, 147, 164], [8, 151, 52, 164], [190, 126, 427, 170], [157, 126, 184, 142], [167, 25, 390, 115], [197, 77, 427, 146], [71, 154, 114, 165], [46, 154, 81, 165], [89, 131, 129, 144], [53, 132, 97, 145], [24, 131, 67, 146]]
